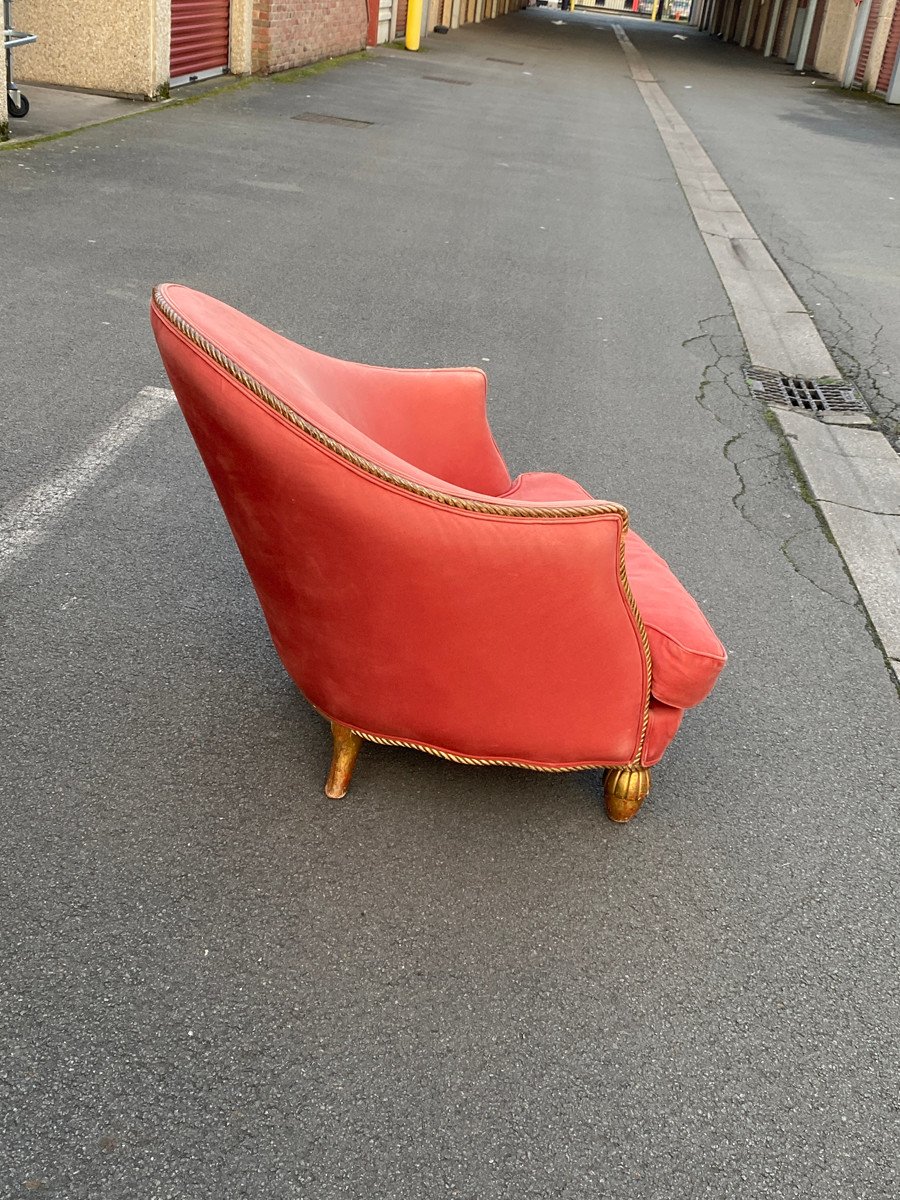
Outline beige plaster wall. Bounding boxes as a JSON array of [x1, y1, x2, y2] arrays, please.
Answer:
[[814, 0, 856, 76], [230, 0, 254, 75], [751, 0, 772, 49], [15, 0, 163, 97], [154, 0, 171, 91], [1, 47, 8, 139], [15, 1, 252, 98]]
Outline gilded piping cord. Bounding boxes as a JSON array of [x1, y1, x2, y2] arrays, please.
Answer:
[[153, 288, 654, 765], [314, 707, 639, 774], [351, 727, 593, 772]]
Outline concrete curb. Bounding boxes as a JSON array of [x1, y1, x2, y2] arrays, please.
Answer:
[[615, 23, 900, 686], [775, 410, 900, 681]]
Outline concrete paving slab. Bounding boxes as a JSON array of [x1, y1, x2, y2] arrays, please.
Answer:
[[625, 63, 841, 376], [776, 409, 900, 513], [821, 410, 874, 427], [775, 408, 900, 671], [692, 206, 757, 240], [2, 84, 153, 145], [817, 504, 900, 664]]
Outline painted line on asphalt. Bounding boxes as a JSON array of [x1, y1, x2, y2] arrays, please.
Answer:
[[0, 386, 176, 579], [614, 25, 900, 683]]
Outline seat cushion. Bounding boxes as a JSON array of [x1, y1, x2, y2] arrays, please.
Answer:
[[500, 473, 726, 710], [625, 533, 726, 709]]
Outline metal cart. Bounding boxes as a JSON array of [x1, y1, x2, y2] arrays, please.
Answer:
[[4, 0, 36, 118]]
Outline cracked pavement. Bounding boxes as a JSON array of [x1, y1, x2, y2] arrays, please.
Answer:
[[1, 12, 899, 1199], [684, 315, 863, 609], [635, 29, 900, 453]]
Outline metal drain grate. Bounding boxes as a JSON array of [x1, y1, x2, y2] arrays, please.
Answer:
[[744, 366, 867, 415], [291, 112, 373, 127], [423, 74, 472, 85]]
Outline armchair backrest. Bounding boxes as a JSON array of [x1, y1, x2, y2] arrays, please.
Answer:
[[154, 285, 512, 497], [151, 285, 652, 770]]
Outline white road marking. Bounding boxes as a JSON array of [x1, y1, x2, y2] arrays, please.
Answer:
[[0, 386, 176, 578]]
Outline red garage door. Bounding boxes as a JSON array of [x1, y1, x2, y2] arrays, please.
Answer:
[[853, 0, 882, 85], [170, 0, 230, 85], [876, 1, 900, 93]]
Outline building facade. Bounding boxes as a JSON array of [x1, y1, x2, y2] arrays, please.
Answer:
[[13, 0, 368, 99], [696, 0, 900, 101], [370, 0, 528, 44], [10, 0, 527, 99]]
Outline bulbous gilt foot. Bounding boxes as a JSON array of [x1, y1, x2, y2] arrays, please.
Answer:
[[325, 722, 362, 798], [604, 767, 651, 823]]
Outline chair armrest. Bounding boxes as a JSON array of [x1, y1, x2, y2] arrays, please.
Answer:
[[303, 491, 651, 768], [258, 460, 652, 769]]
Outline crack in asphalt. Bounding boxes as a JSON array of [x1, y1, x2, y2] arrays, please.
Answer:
[[817, 499, 900, 518], [684, 315, 863, 611], [778, 530, 868, 609]]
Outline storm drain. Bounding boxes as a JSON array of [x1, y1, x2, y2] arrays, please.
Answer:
[[291, 113, 374, 127], [744, 366, 868, 416], [423, 74, 472, 85], [486, 57, 525, 64]]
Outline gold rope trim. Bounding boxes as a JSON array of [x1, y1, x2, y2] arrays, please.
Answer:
[[351, 728, 595, 772], [152, 285, 654, 765]]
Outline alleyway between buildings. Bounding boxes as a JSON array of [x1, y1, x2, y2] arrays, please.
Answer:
[[1, 11, 899, 1197]]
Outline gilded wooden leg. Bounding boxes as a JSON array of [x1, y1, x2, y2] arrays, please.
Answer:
[[604, 766, 651, 823], [325, 722, 362, 799]]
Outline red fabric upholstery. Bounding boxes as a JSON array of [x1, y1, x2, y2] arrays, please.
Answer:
[[150, 284, 724, 775], [643, 700, 685, 767], [160, 286, 512, 498], [501, 472, 594, 503]]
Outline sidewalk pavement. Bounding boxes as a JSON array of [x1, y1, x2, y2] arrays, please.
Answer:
[[2, 84, 153, 143], [1, 14, 898, 1198]]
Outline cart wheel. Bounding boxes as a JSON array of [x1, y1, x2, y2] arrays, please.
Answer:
[[7, 93, 30, 119]]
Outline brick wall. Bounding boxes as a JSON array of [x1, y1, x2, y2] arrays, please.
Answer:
[[253, 0, 368, 74]]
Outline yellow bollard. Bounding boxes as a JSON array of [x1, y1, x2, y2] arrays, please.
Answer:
[[406, 0, 424, 49]]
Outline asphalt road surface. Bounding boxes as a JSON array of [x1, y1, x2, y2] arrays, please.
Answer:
[[1, 13, 898, 1198]]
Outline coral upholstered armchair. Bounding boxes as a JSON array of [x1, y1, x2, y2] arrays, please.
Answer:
[[151, 285, 726, 822]]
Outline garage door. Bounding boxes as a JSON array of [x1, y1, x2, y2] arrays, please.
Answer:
[[876, 1, 900, 93], [853, 0, 882, 85], [171, 0, 231, 86]]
